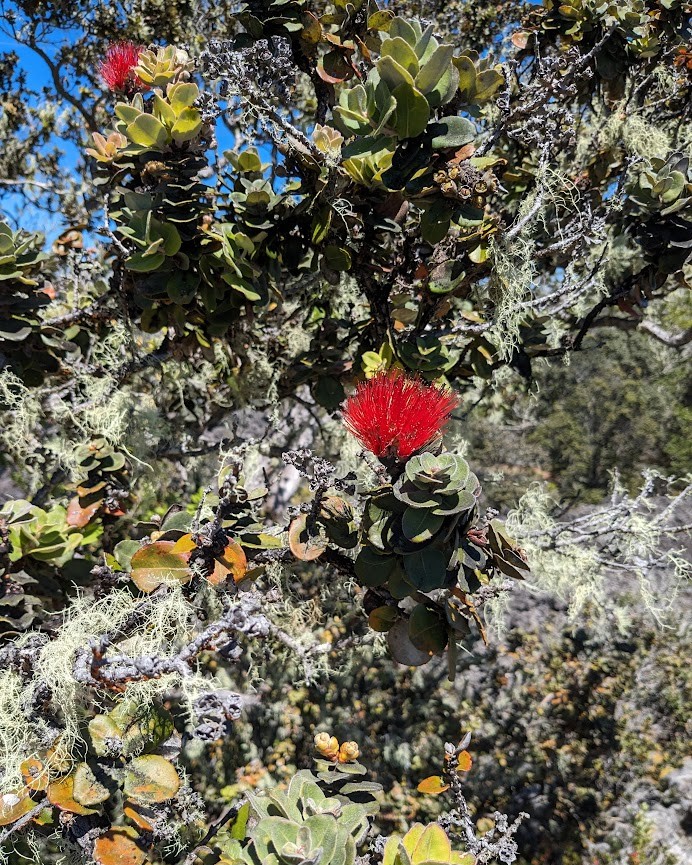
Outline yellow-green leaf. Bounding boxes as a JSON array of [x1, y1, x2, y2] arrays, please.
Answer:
[[123, 755, 181, 804], [411, 823, 452, 863], [171, 107, 203, 142], [0, 790, 36, 826], [47, 774, 98, 815], [72, 763, 110, 806], [126, 114, 169, 149], [168, 82, 199, 113]]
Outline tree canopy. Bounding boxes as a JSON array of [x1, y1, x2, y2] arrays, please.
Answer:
[[0, 1, 690, 864]]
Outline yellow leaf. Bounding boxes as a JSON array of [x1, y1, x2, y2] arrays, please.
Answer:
[[171, 533, 197, 554]]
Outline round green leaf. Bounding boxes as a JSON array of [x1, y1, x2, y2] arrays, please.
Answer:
[[72, 763, 110, 806], [429, 115, 476, 149], [403, 547, 448, 591], [354, 547, 397, 586], [368, 606, 398, 632], [408, 604, 448, 654], [401, 508, 445, 542], [387, 618, 430, 666]]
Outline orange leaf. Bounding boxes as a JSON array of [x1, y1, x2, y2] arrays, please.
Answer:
[[123, 801, 156, 832], [66, 496, 102, 528], [209, 539, 248, 586], [511, 31, 530, 49], [317, 50, 355, 84], [457, 750, 472, 772], [288, 514, 327, 561], [93, 827, 146, 865], [171, 533, 197, 554], [129, 541, 191, 593], [20, 758, 48, 792], [76, 480, 107, 497], [417, 775, 450, 795], [47, 774, 97, 815]]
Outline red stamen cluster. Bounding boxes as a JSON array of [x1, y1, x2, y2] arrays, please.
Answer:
[[341, 370, 458, 461], [99, 42, 145, 92]]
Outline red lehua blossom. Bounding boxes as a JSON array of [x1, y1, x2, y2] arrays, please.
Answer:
[[341, 370, 459, 461], [99, 42, 144, 92]]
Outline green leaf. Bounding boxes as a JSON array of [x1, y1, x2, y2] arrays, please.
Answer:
[[392, 83, 430, 139], [151, 93, 176, 126], [354, 547, 397, 586], [237, 149, 263, 172], [72, 763, 110, 806], [378, 54, 416, 91], [230, 801, 250, 840], [113, 539, 140, 571], [368, 10, 394, 31], [171, 107, 203, 142], [381, 37, 420, 77], [474, 68, 504, 103], [116, 703, 175, 757], [126, 114, 169, 149], [125, 251, 166, 273], [115, 103, 143, 124], [323, 244, 352, 272], [129, 540, 191, 592], [389, 17, 418, 46], [313, 375, 345, 410], [311, 206, 333, 245], [368, 605, 398, 632], [168, 82, 199, 112], [430, 116, 476, 149], [388, 564, 416, 600], [89, 714, 123, 757], [455, 56, 478, 101], [403, 548, 448, 591], [401, 507, 444, 542], [411, 823, 453, 862], [415, 45, 454, 95], [387, 618, 430, 666], [408, 604, 448, 654], [150, 220, 181, 256]]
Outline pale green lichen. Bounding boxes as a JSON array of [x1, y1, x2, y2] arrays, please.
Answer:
[[0, 586, 213, 795], [505, 476, 690, 629]]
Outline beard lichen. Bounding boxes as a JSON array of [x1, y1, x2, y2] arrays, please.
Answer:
[[0, 586, 213, 796]]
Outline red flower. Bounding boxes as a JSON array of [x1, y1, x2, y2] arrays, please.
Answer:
[[341, 370, 458, 461], [99, 42, 144, 92]]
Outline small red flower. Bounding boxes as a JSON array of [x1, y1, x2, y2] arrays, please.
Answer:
[[341, 370, 459, 461], [99, 42, 145, 92]]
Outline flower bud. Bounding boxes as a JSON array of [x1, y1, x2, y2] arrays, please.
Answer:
[[314, 732, 339, 760], [337, 741, 360, 763]]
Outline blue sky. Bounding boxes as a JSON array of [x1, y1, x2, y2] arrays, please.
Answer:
[[0, 20, 250, 241], [0, 22, 84, 238]]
